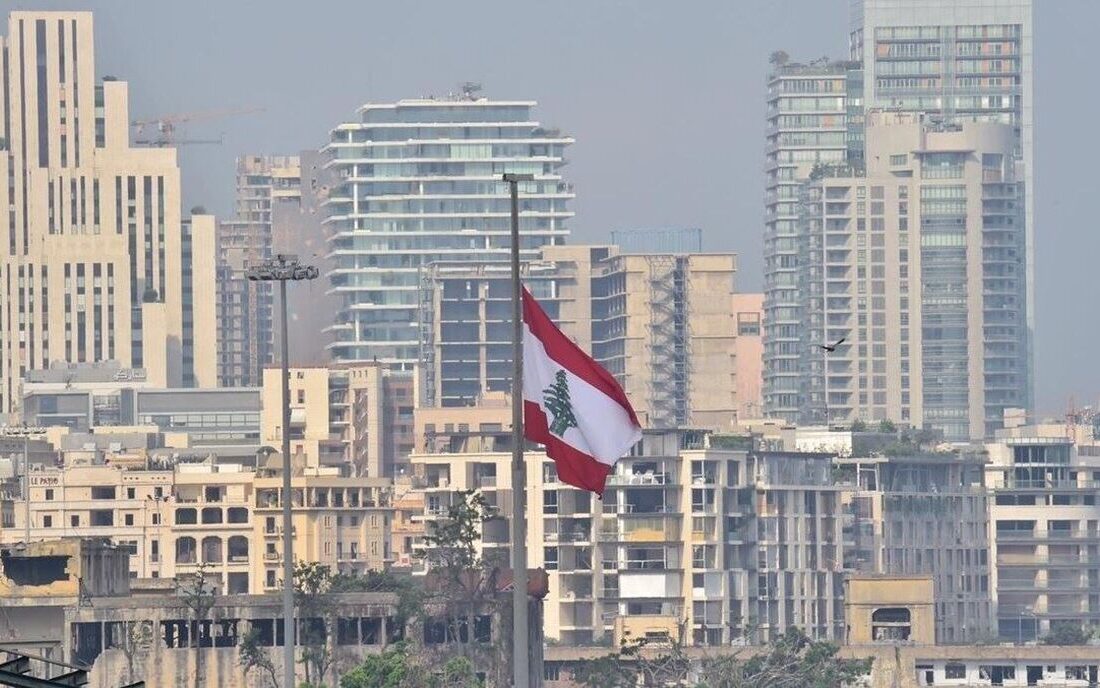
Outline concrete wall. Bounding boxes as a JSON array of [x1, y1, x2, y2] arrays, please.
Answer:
[[732, 293, 764, 422], [845, 576, 935, 645]]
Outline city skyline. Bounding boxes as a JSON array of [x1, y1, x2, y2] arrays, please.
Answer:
[[7, 4, 1100, 687], [6, 0, 1098, 416]]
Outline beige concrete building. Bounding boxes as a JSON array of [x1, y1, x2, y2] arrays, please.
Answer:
[[414, 391, 511, 454], [390, 475, 425, 570], [0, 538, 129, 663], [0, 11, 218, 414], [417, 244, 739, 431], [732, 293, 764, 422], [840, 453, 994, 643], [2, 459, 395, 596], [592, 252, 737, 431], [986, 428, 1100, 642], [261, 363, 414, 477], [411, 417, 849, 646], [799, 112, 1027, 440], [215, 158, 286, 388]]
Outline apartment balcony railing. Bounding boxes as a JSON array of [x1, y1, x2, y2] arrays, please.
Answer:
[[997, 554, 1100, 566], [995, 479, 1100, 490], [605, 473, 673, 487], [998, 579, 1092, 591], [997, 531, 1100, 541]]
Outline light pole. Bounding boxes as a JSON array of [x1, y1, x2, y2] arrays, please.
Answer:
[[246, 254, 317, 688], [1, 425, 47, 544], [145, 494, 169, 577], [503, 172, 534, 688], [1019, 605, 1034, 645]]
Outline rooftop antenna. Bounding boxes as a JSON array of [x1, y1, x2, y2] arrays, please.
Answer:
[[461, 82, 482, 100]]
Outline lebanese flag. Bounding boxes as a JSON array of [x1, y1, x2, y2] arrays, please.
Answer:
[[522, 286, 642, 495]]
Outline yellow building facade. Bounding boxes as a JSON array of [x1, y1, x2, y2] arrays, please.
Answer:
[[2, 461, 395, 594]]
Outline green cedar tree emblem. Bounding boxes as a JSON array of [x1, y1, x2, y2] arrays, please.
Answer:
[[543, 370, 579, 437]]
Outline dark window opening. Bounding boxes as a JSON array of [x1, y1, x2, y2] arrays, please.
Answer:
[[251, 619, 275, 647], [0, 552, 69, 585], [361, 617, 383, 645], [337, 618, 359, 646], [871, 607, 911, 641]]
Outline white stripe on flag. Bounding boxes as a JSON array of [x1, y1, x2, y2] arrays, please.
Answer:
[[522, 324, 640, 465]]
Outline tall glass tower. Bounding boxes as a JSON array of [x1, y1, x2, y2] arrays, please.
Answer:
[[321, 94, 574, 367], [762, 59, 857, 422], [850, 0, 1034, 415]]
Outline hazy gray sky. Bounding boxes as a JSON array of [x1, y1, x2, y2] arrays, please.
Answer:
[[18, 0, 1100, 416]]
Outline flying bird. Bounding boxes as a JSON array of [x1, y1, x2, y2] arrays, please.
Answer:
[[819, 337, 845, 353]]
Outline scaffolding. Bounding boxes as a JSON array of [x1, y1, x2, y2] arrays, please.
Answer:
[[646, 256, 690, 428]]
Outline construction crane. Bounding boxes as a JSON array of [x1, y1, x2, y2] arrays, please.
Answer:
[[130, 106, 264, 147]]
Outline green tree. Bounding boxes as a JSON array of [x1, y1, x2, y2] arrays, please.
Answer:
[[330, 569, 424, 634], [339, 643, 434, 688], [571, 628, 691, 688], [877, 419, 897, 434], [849, 419, 867, 432], [419, 490, 509, 684], [239, 626, 280, 688], [294, 561, 345, 687], [569, 648, 640, 688], [543, 370, 578, 436], [572, 627, 870, 688], [697, 628, 871, 688], [438, 656, 479, 688], [180, 562, 216, 688], [1041, 623, 1092, 646]]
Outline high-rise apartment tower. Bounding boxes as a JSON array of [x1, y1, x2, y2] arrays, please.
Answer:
[[322, 94, 574, 368], [0, 11, 217, 412]]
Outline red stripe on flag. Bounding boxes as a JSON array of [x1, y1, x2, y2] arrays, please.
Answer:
[[522, 287, 641, 428], [525, 400, 613, 496]]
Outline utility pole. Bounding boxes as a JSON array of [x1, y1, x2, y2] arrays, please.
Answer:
[[504, 172, 534, 687], [246, 255, 317, 688]]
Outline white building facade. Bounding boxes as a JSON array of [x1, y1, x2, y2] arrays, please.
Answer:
[[321, 95, 573, 368]]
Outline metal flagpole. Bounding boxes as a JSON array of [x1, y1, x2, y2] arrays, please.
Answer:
[[504, 172, 533, 687], [278, 277, 295, 687]]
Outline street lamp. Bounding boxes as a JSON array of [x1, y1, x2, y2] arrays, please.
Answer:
[[144, 494, 170, 577], [1019, 605, 1035, 645], [245, 254, 317, 687], [0, 425, 48, 544]]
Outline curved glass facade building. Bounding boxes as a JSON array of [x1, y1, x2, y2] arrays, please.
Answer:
[[321, 97, 574, 368]]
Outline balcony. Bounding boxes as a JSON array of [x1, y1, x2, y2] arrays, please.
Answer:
[[606, 473, 672, 487], [998, 579, 1091, 592], [997, 554, 1100, 567], [996, 479, 1100, 490], [996, 530, 1100, 542]]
